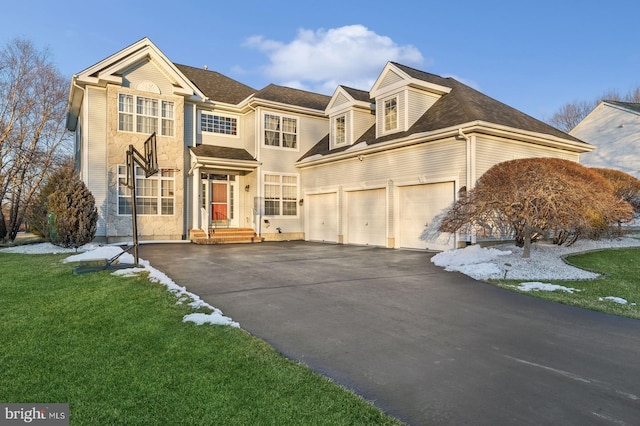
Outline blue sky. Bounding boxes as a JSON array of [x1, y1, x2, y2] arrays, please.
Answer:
[[3, 0, 640, 122]]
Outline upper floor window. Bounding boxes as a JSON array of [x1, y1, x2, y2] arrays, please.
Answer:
[[334, 115, 346, 146], [384, 97, 398, 131], [200, 113, 238, 136], [264, 113, 297, 149], [117, 165, 175, 215], [118, 94, 174, 137]]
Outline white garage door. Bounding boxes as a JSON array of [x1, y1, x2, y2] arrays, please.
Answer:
[[307, 193, 338, 242], [399, 182, 455, 251], [346, 189, 386, 247]]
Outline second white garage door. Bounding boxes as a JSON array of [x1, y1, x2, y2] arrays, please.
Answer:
[[307, 193, 338, 243], [346, 189, 386, 247], [399, 182, 455, 251]]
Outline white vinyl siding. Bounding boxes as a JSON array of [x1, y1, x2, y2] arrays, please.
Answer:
[[86, 86, 108, 236], [302, 140, 466, 189], [475, 136, 580, 178], [378, 69, 404, 90], [407, 88, 441, 129]]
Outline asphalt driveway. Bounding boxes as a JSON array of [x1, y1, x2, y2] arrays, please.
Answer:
[[139, 241, 640, 425]]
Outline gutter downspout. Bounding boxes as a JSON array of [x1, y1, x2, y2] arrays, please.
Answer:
[[458, 128, 476, 244]]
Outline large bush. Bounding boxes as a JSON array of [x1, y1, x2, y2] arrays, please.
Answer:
[[28, 165, 97, 247], [591, 168, 640, 215], [439, 158, 634, 257]]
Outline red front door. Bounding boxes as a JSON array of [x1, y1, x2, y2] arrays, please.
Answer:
[[212, 182, 228, 221]]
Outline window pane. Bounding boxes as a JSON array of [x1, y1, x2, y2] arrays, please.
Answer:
[[385, 98, 397, 131], [283, 201, 297, 216], [265, 131, 279, 146], [264, 200, 279, 216], [282, 117, 296, 133], [282, 133, 297, 148]]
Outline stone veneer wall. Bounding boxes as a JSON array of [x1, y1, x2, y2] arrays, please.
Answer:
[[104, 85, 186, 241]]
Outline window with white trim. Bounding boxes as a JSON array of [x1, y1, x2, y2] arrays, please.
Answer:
[[200, 112, 238, 135], [118, 94, 174, 136], [264, 113, 298, 149], [117, 165, 175, 215], [264, 173, 298, 216], [334, 115, 346, 146], [384, 97, 398, 131]]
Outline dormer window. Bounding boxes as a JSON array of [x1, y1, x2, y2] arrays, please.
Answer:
[[335, 115, 346, 146], [384, 97, 398, 131]]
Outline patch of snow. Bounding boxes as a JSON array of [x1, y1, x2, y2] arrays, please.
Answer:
[[183, 312, 240, 327], [516, 282, 581, 293], [0, 242, 78, 254], [431, 236, 640, 281], [599, 296, 629, 305], [345, 141, 368, 151]]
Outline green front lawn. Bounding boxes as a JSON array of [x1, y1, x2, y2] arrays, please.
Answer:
[[0, 252, 402, 425], [492, 248, 640, 319]]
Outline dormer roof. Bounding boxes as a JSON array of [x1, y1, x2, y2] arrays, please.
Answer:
[[325, 85, 372, 115]]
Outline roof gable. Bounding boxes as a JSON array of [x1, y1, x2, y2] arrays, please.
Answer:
[[74, 37, 197, 97], [370, 62, 451, 98], [325, 85, 371, 115]]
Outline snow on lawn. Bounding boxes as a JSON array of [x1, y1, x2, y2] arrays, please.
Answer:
[[515, 282, 581, 293], [431, 235, 640, 302], [1, 243, 239, 328]]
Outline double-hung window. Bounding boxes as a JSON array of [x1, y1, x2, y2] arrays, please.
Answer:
[[264, 173, 298, 216], [264, 113, 297, 149], [334, 115, 346, 146], [117, 165, 175, 215], [118, 93, 174, 136], [384, 97, 398, 131]]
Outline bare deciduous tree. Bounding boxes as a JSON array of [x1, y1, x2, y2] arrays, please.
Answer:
[[438, 158, 634, 258], [0, 37, 70, 242]]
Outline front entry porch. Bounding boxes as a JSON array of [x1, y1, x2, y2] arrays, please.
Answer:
[[189, 145, 262, 243]]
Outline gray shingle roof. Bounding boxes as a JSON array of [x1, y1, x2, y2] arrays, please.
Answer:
[[175, 64, 256, 105], [190, 145, 257, 162], [299, 63, 587, 160], [605, 100, 640, 114], [340, 86, 371, 103], [254, 84, 331, 111]]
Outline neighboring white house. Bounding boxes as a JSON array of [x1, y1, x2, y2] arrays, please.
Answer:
[[570, 101, 640, 178], [66, 37, 593, 250]]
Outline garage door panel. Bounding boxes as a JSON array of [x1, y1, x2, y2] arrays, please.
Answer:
[[399, 182, 455, 251], [308, 193, 338, 242], [347, 189, 386, 247]]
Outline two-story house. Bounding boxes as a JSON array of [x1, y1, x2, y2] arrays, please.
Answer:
[[66, 37, 593, 250]]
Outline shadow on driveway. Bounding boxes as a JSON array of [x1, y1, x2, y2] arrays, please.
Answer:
[[139, 241, 640, 425]]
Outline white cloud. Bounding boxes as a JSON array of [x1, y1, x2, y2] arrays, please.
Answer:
[[245, 25, 425, 93]]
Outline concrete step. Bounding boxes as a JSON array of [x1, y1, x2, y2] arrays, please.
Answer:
[[189, 228, 263, 244]]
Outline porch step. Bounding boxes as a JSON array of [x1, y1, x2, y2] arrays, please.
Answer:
[[189, 228, 263, 244]]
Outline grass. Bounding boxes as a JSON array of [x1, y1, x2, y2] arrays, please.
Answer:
[[491, 248, 640, 319], [0, 252, 403, 426]]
